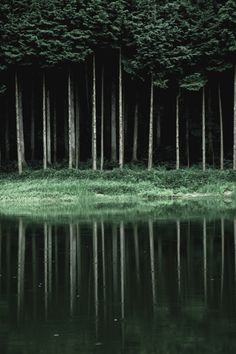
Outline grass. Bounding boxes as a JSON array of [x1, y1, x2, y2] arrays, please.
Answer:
[[0, 167, 235, 221]]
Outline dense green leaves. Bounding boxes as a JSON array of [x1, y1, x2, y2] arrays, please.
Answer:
[[0, 0, 235, 84]]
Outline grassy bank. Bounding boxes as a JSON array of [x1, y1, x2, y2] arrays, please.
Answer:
[[0, 167, 235, 220]]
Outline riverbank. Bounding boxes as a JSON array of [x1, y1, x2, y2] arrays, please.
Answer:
[[0, 168, 235, 220]]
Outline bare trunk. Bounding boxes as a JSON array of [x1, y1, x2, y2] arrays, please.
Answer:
[[176, 92, 180, 170], [233, 64, 236, 169], [18, 80, 26, 166], [218, 83, 224, 170], [157, 102, 161, 147], [119, 49, 124, 169], [92, 54, 97, 170], [202, 86, 206, 171], [185, 103, 190, 168], [15, 71, 23, 174], [75, 81, 80, 168], [132, 99, 138, 161], [42, 73, 47, 169], [68, 69, 75, 168], [31, 85, 35, 161], [100, 65, 104, 170], [208, 88, 215, 167], [53, 93, 57, 163], [148, 75, 154, 170], [5, 107, 10, 161], [46, 85, 51, 165], [111, 80, 117, 162]]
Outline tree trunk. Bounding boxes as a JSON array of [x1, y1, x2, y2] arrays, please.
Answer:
[[176, 91, 180, 170], [100, 65, 104, 171], [68, 69, 75, 168], [31, 84, 35, 161], [157, 101, 161, 147], [111, 80, 117, 162], [42, 72, 47, 169], [218, 83, 224, 170], [202, 86, 206, 171], [119, 48, 124, 169], [53, 93, 57, 163], [92, 54, 97, 170], [185, 103, 190, 168], [233, 64, 236, 169], [15, 71, 23, 174], [75, 81, 80, 168], [208, 87, 215, 167], [148, 75, 154, 170], [132, 99, 138, 162], [46, 86, 51, 165], [5, 105, 10, 161], [18, 79, 26, 166]]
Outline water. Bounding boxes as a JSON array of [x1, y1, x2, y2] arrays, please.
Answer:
[[0, 215, 236, 353]]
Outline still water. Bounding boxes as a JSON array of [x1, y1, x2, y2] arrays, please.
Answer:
[[0, 216, 236, 353]]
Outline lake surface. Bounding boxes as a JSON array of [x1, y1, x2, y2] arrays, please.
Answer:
[[0, 215, 236, 353]]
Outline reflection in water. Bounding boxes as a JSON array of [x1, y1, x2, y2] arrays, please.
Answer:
[[203, 217, 207, 305], [17, 219, 25, 321], [0, 216, 236, 353]]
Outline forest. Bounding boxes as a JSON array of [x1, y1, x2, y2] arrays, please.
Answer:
[[0, 0, 236, 173]]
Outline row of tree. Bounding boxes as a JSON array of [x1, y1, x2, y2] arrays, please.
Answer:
[[1, 0, 236, 172]]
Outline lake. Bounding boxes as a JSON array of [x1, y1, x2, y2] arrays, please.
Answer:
[[0, 214, 236, 353]]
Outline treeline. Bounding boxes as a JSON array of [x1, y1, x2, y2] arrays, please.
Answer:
[[0, 0, 236, 173]]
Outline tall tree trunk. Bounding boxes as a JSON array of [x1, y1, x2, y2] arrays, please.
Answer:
[[68, 69, 75, 168], [185, 102, 190, 168], [119, 48, 124, 169], [5, 105, 10, 161], [233, 64, 236, 169], [75, 81, 80, 168], [157, 101, 161, 147], [100, 65, 104, 171], [148, 75, 154, 170], [176, 91, 180, 170], [42, 72, 47, 169], [111, 80, 117, 162], [53, 92, 57, 163], [132, 98, 138, 162], [208, 87, 215, 167], [92, 54, 97, 170], [218, 83, 224, 170], [31, 84, 35, 161], [15, 71, 23, 174], [18, 79, 26, 166], [202, 86, 206, 171], [46, 85, 51, 165]]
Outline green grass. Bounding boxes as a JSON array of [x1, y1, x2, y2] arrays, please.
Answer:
[[0, 167, 235, 220], [0, 168, 236, 220]]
